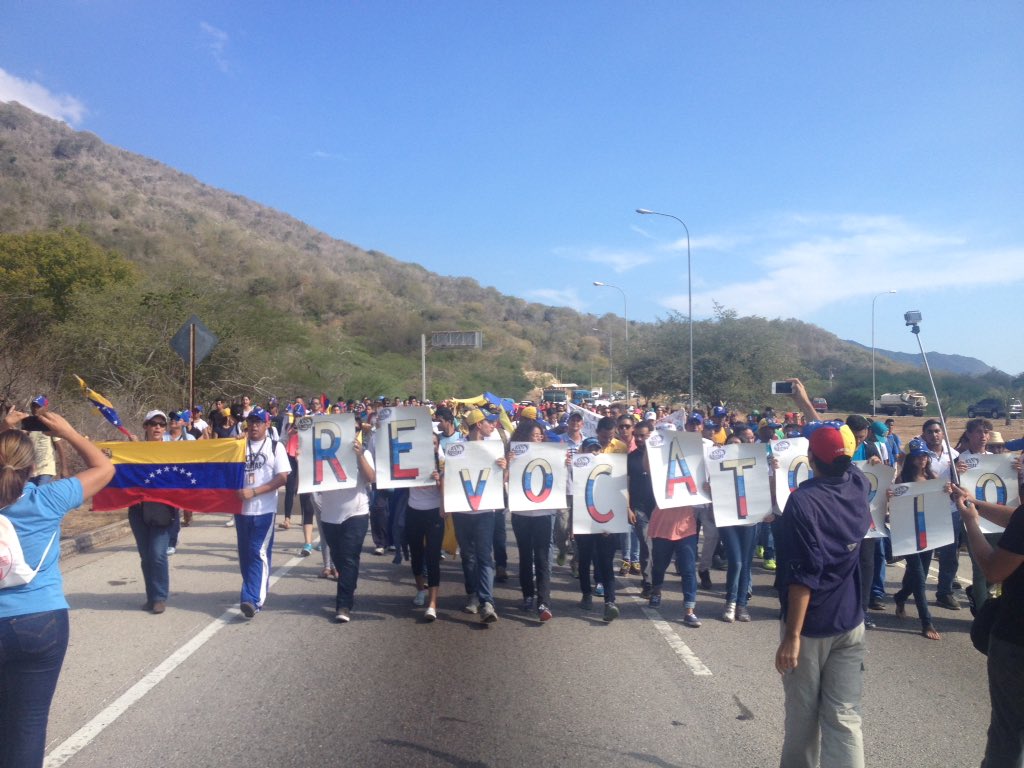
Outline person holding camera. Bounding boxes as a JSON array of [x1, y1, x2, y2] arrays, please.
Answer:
[[0, 405, 114, 768], [21, 396, 67, 486]]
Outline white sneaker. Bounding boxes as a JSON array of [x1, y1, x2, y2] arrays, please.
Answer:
[[722, 602, 736, 623], [373, 546, 385, 555], [166, 546, 176, 556], [224, 517, 235, 527], [424, 606, 437, 622], [464, 595, 480, 614], [480, 601, 498, 623], [413, 589, 428, 607]]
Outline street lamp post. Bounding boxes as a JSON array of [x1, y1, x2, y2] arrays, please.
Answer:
[[636, 208, 694, 411], [871, 289, 897, 417], [593, 281, 629, 403], [593, 327, 612, 401]]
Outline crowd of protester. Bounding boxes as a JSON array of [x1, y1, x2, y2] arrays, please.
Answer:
[[2, 383, 1023, 768]]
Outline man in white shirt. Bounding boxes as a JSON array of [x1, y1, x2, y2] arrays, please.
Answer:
[[954, 418, 999, 610], [235, 407, 290, 618]]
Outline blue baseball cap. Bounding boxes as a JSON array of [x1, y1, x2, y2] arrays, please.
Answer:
[[246, 406, 271, 423], [906, 438, 930, 457]]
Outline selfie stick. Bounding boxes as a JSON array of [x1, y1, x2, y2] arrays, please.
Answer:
[[905, 312, 958, 484]]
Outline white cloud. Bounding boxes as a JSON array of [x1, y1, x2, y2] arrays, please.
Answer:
[[200, 22, 231, 73], [552, 245, 654, 274], [312, 150, 350, 161], [657, 213, 1023, 318], [527, 287, 585, 311], [0, 67, 85, 125]]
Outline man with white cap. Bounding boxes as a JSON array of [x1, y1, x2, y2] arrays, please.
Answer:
[[235, 406, 290, 618]]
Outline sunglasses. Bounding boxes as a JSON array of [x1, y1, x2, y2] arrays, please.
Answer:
[[145, 420, 167, 428]]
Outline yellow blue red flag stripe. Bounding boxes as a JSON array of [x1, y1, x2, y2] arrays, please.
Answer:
[[92, 439, 246, 514]]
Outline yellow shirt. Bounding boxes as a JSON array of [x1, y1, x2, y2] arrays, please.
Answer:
[[601, 438, 629, 455]]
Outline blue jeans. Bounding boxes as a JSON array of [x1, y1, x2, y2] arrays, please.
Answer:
[[168, 509, 181, 549], [322, 514, 370, 611], [651, 535, 699, 609], [493, 509, 508, 569], [632, 510, 652, 588], [757, 521, 775, 559], [872, 539, 889, 600], [128, 507, 171, 604], [452, 512, 496, 605], [721, 524, 757, 606], [935, 508, 962, 599], [235, 513, 275, 609], [893, 550, 934, 630], [0, 609, 69, 768]]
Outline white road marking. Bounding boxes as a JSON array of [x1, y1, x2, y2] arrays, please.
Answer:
[[637, 602, 713, 677], [44, 547, 310, 768]]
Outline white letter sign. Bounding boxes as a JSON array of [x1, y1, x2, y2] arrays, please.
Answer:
[[442, 441, 505, 513], [571, 453, 629, 534], [297, 414, 357, 493], [373, 406, 436, 489], [645, 430, 712, 508], [507, 442, 568, 512], [708, 443, 772, 528], [888, 479, 954, 557]]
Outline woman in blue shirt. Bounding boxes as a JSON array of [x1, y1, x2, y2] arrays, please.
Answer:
[[0, 407, 114, 768]]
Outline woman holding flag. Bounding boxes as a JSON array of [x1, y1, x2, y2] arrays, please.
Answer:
[[0, 405, 114, 768]]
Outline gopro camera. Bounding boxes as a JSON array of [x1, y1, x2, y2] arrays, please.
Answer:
[[904, 310, 922, 326]]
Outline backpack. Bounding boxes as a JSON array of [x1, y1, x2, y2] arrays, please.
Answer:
[[0, 512, 58, 589]]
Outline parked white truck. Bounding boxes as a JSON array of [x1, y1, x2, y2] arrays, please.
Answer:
[[871, 391, 928, 416]]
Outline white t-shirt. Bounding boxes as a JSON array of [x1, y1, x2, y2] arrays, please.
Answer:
[[315, 452, 375, 524], [242, 437, 290, 516]]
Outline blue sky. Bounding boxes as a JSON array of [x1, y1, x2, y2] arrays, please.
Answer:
[[3, 3, 1023, 375]]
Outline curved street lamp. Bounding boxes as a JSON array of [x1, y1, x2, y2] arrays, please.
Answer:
[[871, 289, 897, 417], [636, 208, 694, 411]]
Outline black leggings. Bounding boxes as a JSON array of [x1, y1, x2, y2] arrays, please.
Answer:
[[283, 455, 314, 525], [406, 506, 444, 588]]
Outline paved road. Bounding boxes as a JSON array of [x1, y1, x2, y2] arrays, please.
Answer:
[[45, 514, 991, 768]]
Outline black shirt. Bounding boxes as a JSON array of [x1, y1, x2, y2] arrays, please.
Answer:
[[993, 504, 1024, 646], [627, 446, 656, 515]]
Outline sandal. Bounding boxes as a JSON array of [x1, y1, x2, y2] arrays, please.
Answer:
[[278, 519, 291, 530], [922, 624, 941, 640]]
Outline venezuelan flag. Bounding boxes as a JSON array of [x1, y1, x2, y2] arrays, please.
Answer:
[[73, 374, 132, 438], [92, 439, 246, 514]]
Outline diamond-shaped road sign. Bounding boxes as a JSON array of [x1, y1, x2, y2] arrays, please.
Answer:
[[170, 315, 218, 365]]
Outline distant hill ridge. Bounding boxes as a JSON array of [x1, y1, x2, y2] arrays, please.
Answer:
[[844, 340, 1001, 377]]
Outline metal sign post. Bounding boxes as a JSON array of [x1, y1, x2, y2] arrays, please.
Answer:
[[170, 315, 218, 410], [422, 331, 483, 401]]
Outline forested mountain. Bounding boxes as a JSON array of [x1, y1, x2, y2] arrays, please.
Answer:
[[0, 101, 1018, 422]]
